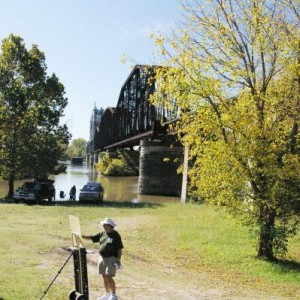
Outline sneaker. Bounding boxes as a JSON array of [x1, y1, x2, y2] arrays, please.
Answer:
[[99, 294, 111, 300], [108, 294, 118, 300]]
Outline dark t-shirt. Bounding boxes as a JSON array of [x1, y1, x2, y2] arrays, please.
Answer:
[[91, 230, 124, 257]]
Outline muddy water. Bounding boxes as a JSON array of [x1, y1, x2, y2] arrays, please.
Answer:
[[0, 164, 180, 203]]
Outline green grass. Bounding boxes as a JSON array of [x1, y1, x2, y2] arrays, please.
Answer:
[[0, 202, 299, 299]]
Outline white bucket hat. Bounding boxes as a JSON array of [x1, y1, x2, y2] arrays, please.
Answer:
[[100, 217, 116, 227]]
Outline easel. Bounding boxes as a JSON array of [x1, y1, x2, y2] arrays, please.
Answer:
[[68, 215, 89, 300]]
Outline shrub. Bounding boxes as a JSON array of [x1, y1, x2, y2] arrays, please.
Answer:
[[96, 149, 139, 176]]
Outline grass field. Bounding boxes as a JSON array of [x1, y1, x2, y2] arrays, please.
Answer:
[[0, 201, 299, 299]]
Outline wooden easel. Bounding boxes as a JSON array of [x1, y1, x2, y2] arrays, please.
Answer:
[[68, 215, 89, 300]]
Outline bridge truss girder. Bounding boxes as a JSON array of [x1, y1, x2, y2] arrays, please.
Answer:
[[94, 65, 176, 151]]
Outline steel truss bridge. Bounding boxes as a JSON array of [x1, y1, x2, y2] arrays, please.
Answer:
[[87, 65, 177, 154]]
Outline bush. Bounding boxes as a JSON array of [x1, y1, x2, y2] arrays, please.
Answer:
[[96, 149, 139, 176]]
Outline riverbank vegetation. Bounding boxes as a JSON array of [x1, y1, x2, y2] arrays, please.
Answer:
[[96, 149, 139, 176], [0, 202, 299, 299], [66, 138, 87, 159], [152, 0, 300, 261], [0, 34, 71, 197]]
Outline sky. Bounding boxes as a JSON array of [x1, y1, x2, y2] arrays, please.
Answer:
[[0, 0, 182, 141]]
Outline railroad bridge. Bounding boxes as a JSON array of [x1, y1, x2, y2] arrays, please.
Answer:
[[86, 65, 183, 196]]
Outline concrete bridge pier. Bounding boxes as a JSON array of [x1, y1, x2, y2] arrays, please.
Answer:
[[138, 140, 183, 196], [93, 152, 99, 164], [86, 154, 92, 166]]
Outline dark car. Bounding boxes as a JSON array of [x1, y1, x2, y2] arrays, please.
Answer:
[[13, 179, 55, 204], [79, 182, 104, 204]]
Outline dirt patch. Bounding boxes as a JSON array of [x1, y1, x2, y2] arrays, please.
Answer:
[[41, 243, 295, 300], [54, 249, 288, 300], [45, 209, 296, 300]]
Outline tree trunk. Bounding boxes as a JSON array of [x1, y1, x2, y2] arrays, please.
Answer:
[[8, 174, 15, 198], [257, 207, 276, 261]]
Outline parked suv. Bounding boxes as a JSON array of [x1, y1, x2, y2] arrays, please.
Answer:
[[79, 182, 104, 204], [13, 179, 55, 204]]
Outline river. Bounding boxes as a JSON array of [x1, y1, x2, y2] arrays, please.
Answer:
[[0, 164, 180, 204]]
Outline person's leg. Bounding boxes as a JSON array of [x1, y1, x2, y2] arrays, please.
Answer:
[[102, 275, 111, 293], [107, 276, 116, 294], [100, 257, 118, 299], [99, 259, 111, 299]]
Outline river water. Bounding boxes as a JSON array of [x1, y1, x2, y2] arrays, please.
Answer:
[[0, 164, 180, 204]]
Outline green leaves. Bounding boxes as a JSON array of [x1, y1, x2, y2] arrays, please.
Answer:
[[66, 138, 87, 158], [153, 0, 300, 259], [0, 34, 70, 194]]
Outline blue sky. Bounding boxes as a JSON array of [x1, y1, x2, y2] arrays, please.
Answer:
[[0, 0, 181, 141]]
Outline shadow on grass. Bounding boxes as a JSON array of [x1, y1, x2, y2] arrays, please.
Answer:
[[102, 200, 163, 209], [0, 198, 164, 209], [52, 199, 163, 209], [274, 259, 300, 272]]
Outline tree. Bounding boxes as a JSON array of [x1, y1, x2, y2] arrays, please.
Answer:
[[0, 34, 71, 197], [96, 149, 139, 176], [152, 0, 300, 260], [66, 138, 87, 158]]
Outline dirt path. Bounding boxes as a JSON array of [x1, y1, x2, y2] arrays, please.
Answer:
[[81, 250, 289, 300], [54, 217, 296, 300]]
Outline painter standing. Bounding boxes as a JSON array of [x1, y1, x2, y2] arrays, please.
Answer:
[[82, 217, 123, 300]]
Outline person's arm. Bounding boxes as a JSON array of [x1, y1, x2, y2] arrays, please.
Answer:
[[116, 248, 122, 266], [82, 232, 100, 242]]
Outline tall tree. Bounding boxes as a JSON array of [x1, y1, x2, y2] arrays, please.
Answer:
[[152, 0, 300, 260], [0, 34, 71, 196], [67, 138, 87, 158]]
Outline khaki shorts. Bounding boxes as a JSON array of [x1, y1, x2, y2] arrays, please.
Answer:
[[98, 256, 117, 276]]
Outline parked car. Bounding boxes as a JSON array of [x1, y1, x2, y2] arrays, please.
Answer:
[[79, 182, 104, 204], [13, 179, 55, 204]]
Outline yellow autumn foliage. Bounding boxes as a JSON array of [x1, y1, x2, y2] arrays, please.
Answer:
[[152, 0, 300, 260]]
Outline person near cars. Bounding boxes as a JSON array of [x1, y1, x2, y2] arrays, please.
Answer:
[[69, 185, 76, 201], [82, 217, 123, 300]]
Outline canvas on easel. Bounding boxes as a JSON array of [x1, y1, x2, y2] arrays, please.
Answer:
[[68, 215, 89, 300], [69, 215, 84, 248]]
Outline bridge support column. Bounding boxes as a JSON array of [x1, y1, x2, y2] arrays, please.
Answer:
[[94, 152, 99, 164], [138, 140, 183, 196], [87, 154, 94, 166]]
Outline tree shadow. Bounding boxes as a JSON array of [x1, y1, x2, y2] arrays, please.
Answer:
[[273, 259, 300, 272], [0, 198, 164, 209], [99, 200, 163, 209], [52, 199, 163, 209]]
